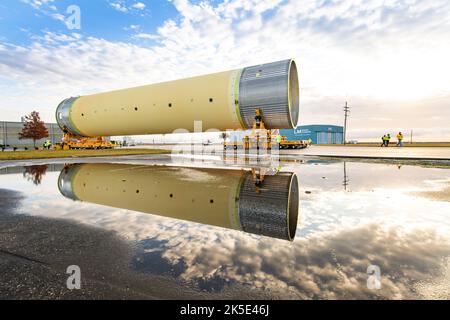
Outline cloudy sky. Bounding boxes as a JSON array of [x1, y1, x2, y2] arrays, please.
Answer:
[[0, 0, 449, 141]]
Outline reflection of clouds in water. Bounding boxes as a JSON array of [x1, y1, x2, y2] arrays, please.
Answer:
[[132, 223, 450, 299], [9, 189, 450, 298], [122, 165, 223, 183], [289, 162, 450, 192], [175, 167, 226, 183], [415, 258, 450, 299], [4, 166, 450, 299], [420, 178, 450, 192], [307, 226, 450, 299], [299, 189, 450, 238]]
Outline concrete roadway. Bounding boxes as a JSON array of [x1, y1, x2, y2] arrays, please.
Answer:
[[286, 146, 450, 160], [130, 145, 450, 161], [1, 146, 448, 168]]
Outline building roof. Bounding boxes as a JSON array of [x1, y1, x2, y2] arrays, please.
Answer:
[[0, 121, 59, 126]]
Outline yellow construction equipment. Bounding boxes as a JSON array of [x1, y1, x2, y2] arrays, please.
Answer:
[[54, 133, 115, 150], [223, 109, 310, 150], [277, 136, 311, 149], [224, 133, 310, 150], [252, 108, 266, 130]]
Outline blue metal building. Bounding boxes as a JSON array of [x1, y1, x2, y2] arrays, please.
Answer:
[[280, 125, 344, 144]]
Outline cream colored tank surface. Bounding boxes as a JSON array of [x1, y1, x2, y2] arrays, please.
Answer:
[[58, 164, 300, 241], [56, 59, 299, 136]]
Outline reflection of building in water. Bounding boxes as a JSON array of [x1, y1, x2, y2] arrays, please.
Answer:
[[0, 164, 64, 175], [58, 163, 299, 241]]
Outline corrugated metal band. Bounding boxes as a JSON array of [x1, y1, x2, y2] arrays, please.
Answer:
[[238, 59, 299, 129], [237, 172, 299, 241], [57, 164, 81, 201], [56, 97, 84, 136]]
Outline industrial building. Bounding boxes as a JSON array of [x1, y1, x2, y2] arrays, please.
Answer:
[[280, 125, 344, 144], [224, 124, 343, 146], [0, 121, 64, 148]]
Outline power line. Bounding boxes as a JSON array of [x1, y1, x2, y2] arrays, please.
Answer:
[[343, 101, 350, 145]]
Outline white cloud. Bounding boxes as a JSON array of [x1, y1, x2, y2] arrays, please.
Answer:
[[109, 1, 147, 13], [21, 0, 55, 10], [34, 31, 82, 44], [134, 33, 160, 40], [110, 2, 128, 13], [49, 13, 65, 21], [132, 2, 146, 10], [21, 0, 66, 24], [2, 0, 450, 140]]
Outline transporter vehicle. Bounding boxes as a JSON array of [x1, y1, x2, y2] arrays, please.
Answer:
[[223, 109, 310, 150], [277, 136, 310, 149], [54, 133, 115, 150], [223, 134, 310, 150]]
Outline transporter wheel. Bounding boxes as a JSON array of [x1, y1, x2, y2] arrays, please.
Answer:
[[233, 145, 238, 150]]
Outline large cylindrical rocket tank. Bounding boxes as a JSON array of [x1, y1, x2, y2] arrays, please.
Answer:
[[58, 163, 299, 241], [56, 59, 299, 136]]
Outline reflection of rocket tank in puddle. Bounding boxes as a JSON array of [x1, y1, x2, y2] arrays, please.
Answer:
[[58, 163, 299, 241]]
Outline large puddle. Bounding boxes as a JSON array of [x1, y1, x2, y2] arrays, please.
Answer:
[[0, 159, 449, 299]]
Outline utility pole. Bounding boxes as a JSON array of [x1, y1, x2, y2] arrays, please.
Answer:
[[343, 101, 350, 145], [410, 130, 413, 145], [342, 161, 350, 191]]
